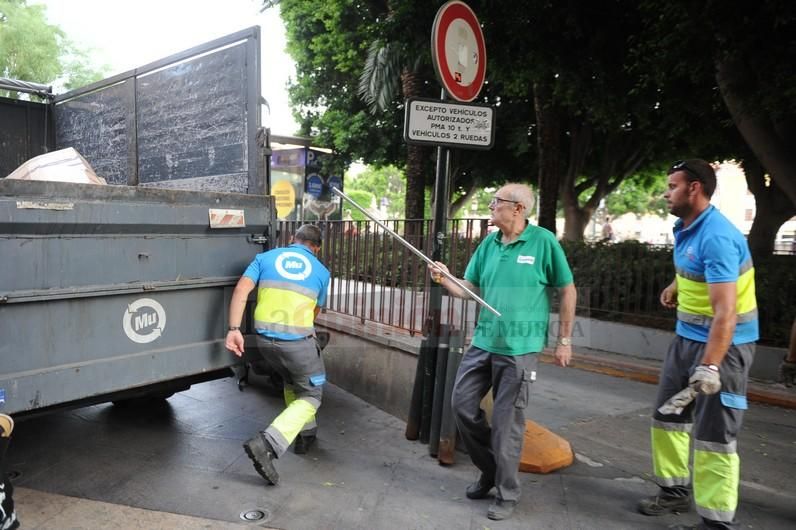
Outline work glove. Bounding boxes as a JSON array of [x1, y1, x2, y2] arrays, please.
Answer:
[[689, 365, 721, 395], [779, 358, 796, 387]]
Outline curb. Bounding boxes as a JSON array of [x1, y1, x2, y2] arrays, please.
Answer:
[[540, 350, 796, 410]]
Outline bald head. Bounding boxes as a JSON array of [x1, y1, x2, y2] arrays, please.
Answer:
[[499, 183, 535, 216]]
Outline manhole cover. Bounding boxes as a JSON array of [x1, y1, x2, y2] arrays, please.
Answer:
[[239, 508, 271, 523]]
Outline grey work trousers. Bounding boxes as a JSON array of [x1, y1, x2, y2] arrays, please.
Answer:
[[451, 346, 537, 503], [254, 335, 325, 456], [652, 336, 755, 530]]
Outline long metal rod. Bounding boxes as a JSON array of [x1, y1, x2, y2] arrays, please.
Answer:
[[331, 187, 501, 317]]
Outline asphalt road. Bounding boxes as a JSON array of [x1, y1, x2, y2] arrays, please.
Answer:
[[7, 363, 796, 529]]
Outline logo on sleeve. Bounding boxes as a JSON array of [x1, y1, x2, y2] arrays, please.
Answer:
[[276, 251, 313, 280], [517, 255, 535, 265]]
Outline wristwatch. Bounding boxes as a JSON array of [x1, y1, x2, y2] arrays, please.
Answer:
[[557, 337, 571, 346], [228, 326, 241, 332]]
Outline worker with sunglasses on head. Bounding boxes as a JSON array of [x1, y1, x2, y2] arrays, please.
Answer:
[[429, 183, 577, 521], [638, 159, 758, 530]]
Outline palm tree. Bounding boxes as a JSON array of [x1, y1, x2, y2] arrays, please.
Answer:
[[358, 35, 431, 224]]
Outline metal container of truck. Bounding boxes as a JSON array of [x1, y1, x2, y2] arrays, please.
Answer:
[[0, 27, 275, 415]]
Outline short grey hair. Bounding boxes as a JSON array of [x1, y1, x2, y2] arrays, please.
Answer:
[[500, 183, 535, 215], [295, 224, 322, 247]]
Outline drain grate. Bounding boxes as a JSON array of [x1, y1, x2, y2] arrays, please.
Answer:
[[239, 508, 271, 523]]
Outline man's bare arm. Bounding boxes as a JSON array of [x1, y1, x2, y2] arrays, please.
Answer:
[[428, 261, 480, 299], [702, 282, 737, 366]]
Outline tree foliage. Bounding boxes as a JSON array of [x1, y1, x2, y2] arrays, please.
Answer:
[[343, 189, 375, 221], [278, 0, 795, 253], [604, 170, 668, 219], [346, 164, 406, 218], [635, 0, 796, 256], [0, 0, 106, 98]]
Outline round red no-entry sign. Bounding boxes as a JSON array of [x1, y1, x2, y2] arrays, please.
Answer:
[[431, 1, 486, 102]]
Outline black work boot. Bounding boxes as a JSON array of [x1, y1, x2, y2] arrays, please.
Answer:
[[637, 492, 692, 516], [243, 433, 279, 485], [465, 474, 495, 499], [487, 499, 517, 520], [293, 434, 317, 455]]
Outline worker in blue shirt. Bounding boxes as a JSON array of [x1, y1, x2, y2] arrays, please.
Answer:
[[638, 159, 758, 530], [225, 224, 330, 485]]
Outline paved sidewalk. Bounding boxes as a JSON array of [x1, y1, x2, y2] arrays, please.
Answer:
[[15, 487, 262, 530], [8, 361, 796, 529]]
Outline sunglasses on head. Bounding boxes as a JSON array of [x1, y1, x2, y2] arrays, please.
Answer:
[[670, 160, 704, 184]]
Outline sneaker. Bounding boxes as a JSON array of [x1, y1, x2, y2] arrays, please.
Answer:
[[465, 475, 495, 499], [637, 493, 691, 516], [487, 499, 517, 520], [243, 433, 279, 485], [293, 434, 316, 455]]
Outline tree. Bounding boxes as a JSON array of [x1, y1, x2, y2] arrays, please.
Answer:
[[279, 1, 411, 181], [636, 0, 796, 256], [346, 164, 406, 218], [343, 189, 376, 221], [483, 1, 684, 240], [280, 1, 535, 223], [604, 170, 668, 219], [358, 4, 436, 221], [0, 0, 106, 98]]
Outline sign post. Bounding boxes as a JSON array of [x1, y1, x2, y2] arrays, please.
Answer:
[[406, 1, 492, 447]]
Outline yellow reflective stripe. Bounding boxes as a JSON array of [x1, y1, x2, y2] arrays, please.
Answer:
[[694, 448, 739, 515], [651, 425, 691, 484], [736, 267, 756, 314], [676, 268, 757, 322], [284, 386, 296, 406], [254, 288, 316, 328], [271, 398, 318, 444], [676, 275, 712, 315]]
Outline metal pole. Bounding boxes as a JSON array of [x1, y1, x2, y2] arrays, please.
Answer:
[[438, 328, 463, 465], [429, 324, 450, 457], [405, 336, 428, 441], [331, 187, 501, 317]]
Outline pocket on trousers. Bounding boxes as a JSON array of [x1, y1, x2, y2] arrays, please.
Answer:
[[514, 369, 534, 408], [720, 391, 748, 410]]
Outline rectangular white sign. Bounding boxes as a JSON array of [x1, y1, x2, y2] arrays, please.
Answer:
[[404, 98, 495, 150]]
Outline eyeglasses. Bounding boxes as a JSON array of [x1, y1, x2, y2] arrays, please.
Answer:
[[489, 196, 521, 207]]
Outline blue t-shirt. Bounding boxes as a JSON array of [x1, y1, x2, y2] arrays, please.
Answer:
[[673, 205, 758, 344], [243, 243, 330, 340]]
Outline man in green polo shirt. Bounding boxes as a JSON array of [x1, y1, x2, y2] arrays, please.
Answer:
[[430, 183, 577, 521]]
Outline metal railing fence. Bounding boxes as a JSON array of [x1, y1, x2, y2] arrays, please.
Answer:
[[276, 219, 794, 347]]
